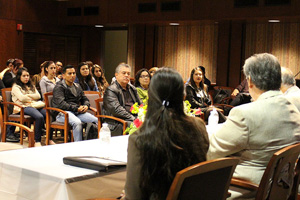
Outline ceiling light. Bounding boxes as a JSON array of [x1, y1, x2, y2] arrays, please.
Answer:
[[169, 23, 179, 26], [95, 25, 104, 28], [268, 20, 280, 23]]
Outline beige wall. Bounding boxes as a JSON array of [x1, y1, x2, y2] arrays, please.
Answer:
[[103, 30, 128, 82]]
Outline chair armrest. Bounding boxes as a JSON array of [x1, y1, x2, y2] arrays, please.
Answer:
[[96, 115, 127, 125], [4, 122, 35, 148], [214, 104, 234, 109], [44, 107, 69, 116], [2, 101, 24, 108], [230, 177, 258, 191], [96, 115, 127, 134], [89, 107, 97, 114]]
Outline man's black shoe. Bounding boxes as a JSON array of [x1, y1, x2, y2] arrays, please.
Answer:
[[14, 133, 26, 139], [6, 135, 20, 142]]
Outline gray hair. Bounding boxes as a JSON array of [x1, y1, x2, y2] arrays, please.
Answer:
[[243, 53, 281, 91], [115, 63, 131, 73], [281, 67, 295, 86]]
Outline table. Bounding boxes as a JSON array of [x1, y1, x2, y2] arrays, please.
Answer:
[[0, 135, 129, 200]]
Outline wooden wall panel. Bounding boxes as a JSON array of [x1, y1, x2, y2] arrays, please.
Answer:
[[245, 22, 300, 79], [0, 19, 17, 71], [156, 24, 218, 82], [216, 22, 230, 86], [23, 33, 80, 75], [228, 22, 245, 87]]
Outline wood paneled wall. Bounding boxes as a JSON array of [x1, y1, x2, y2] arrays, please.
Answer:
[[156, 24, 218, 82], [0, 19, 18, 69], [245, 22, 300, 78]]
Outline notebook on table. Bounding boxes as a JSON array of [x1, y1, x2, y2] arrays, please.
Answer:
[[63, 156, 126, 172]]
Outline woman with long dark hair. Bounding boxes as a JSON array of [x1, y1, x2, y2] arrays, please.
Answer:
[[134, 68, 151, 103], [75, 62, 99, 92], [185, 67, 211, 111], [91, 64, 109, 97], [124, 68, 209, 199], [185, 67, 226, 121], [11, 67, 46, 147]]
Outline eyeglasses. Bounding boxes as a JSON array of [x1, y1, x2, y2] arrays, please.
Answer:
[[140, 75, 150, 79]]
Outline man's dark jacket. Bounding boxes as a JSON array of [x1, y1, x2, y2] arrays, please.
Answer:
[[103, 81, 142, 131], [52, 80, 90, 117]]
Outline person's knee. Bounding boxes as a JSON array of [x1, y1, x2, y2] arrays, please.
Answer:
[[70, 117, 82, 127], [35, 113, 45, 121]]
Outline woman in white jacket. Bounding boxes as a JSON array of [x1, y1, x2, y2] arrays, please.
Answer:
[[12, 67, 46, 147]]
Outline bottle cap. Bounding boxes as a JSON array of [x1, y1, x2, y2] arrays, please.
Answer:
[[102, 123, 108, 127]]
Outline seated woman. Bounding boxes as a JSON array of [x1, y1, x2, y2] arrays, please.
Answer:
[[39, 61, 60, 97], [11, 67, 46, 147], [185, 67, 212, 110], [31, 62, 45, 94], [124, 67, 209, 199], [91, 64, 109, 97], [134, 68, 151, 103], [185, 67, 225, 121], [75, 62, 99, 92]]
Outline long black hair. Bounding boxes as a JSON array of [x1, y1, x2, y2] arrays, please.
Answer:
[[189, 66, 206, 92], [134, 68, 151, 88], [15, 67, 35, 92], [136, 67, 208, 199], [77, 62, 95, 90]]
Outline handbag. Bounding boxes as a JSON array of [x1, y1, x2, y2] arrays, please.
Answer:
[[31, 100, 45, 109]]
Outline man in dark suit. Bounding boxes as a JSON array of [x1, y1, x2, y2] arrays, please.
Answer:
[[103, 63, 142, 136]]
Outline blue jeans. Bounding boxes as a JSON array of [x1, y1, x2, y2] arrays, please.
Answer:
[[24, 107, 46, 142], [56, 111, 98, 142]]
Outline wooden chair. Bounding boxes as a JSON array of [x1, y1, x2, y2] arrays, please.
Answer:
[[166, 157, 239, 200], [289, 158, 300, 200], [95, 98, 127, 136], [90, 158, 239, 200], [1, 88, 35, 144], [84, 91, 101, 115], [231, 143, 300, 200], [213, 86, 235, 94], [4, 122, 35, 147], [209, 86, 234, 105], [44, 92, 72, 145]]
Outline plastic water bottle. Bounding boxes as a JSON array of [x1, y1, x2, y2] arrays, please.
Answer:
[[208, 108, 219, 126], [99, 123, 111, 158]]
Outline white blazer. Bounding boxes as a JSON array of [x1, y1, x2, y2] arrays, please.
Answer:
[[208, 90, 300, 184]]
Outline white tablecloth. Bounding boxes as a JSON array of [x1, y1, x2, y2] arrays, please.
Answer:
[[0, 135, 129, 200]]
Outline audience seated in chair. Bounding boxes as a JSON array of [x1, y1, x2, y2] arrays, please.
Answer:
[[280, 67, 300, 112], [207, 53, 300, 199], [31, 61, 46, 95], [2, 58, 24, 142], [39, 61, 60, 98], [75, 62, 99, 92], [124, 68, 209, 199], [55, 61, 63, 80], [0, 58, 14, 80], [230, 79, 251, 107], [185, 66, 226, 122], [92, 64, 109, 98], [11, 67, 46, 147], [52, 65, 98, 142], [134, 68, 151, 103], [103, 63, 142, 136]]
